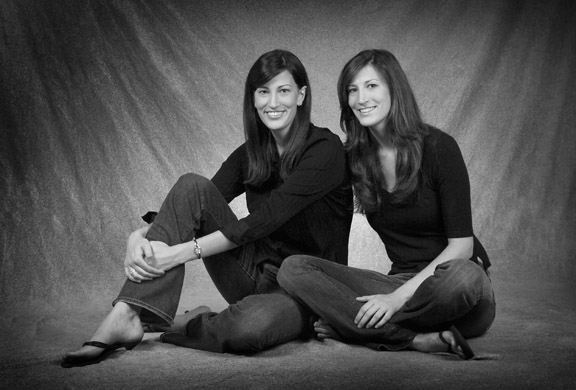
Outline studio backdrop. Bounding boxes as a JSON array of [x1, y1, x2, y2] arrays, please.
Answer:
[[1, 0, 575, 312]]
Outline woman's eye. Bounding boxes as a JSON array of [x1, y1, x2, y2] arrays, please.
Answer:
[[367, 83, 378, 89], [347, 88, 357, 94], [256, 89, 268, 95], [280, 88, 291, 94]]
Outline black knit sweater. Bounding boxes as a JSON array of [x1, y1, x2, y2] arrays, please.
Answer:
[[212, 125, 353, 266]]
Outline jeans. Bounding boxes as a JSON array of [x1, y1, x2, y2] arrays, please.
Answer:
[[277, 255, 495, 351], [114, 173, 308, 353]]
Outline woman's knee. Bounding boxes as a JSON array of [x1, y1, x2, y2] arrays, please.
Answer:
[[277, 255, 317, 293], [438, 258, 486, 284], [433, 259, 490, 305], [174, 173, 211, 193], [168, 173, 220, 209]]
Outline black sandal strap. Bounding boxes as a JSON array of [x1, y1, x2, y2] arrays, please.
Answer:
[[82, 341, 111, 349]]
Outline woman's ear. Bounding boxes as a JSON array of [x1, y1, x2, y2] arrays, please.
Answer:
[[297, 86, 307, 106]]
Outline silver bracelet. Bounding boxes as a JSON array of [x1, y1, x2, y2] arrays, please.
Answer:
[[192, 237, 202, 259]]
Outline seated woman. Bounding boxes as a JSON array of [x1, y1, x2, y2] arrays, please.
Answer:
[[62, 49, 353, 367], [278, 49, 495, 359]]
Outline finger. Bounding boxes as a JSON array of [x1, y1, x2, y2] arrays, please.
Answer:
[[354, 296, 374, 324], [354, 303, 369, 325], [132, 245, 143, 261], [357, 312, 373, 328], [375, 310, 394, 328], [131, 243, 146, 262], [133, 257, 165, 275], [125, 267, 141, 283], [132, 265, 159, 280], [132, 241, 153, 263], [141, 241, 153, 259], [356, 303, 377, 328], [366, 308, 385, 328], [133, 265, 166, 281]]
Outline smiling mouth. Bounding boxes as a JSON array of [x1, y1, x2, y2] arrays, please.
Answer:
[[265, 111, 285, 118], [359, 106, 376, 114]]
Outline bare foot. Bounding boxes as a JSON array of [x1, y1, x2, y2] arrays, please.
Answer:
[[144, 305, 212, 333], [409, 330, 467, 359], [65, 302, 143, 359], [313, 318, 342, 341]]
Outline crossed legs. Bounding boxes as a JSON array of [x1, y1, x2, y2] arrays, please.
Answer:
[[278, 256, 495, 358]]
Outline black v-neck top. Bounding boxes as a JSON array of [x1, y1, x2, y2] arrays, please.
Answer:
[[366, 127, 489, 274]]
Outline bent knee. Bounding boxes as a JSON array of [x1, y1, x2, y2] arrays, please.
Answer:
[[277, 255, 315, 292], [170, 173, 217, 202], [438, 258, 485, 280], [435, 259, 491, 303], [278, 256, 300, 279], [176, 172, 211, 190]]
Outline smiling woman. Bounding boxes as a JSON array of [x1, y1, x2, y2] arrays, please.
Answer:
[[254, 71, 307, 151], [61, 49, 353, 367], [243, 52, 313, 187], [278, 49, 495, 360], [346, 66, 391, 134]]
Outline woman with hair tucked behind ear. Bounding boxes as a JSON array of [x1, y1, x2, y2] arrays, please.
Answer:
[[278, 49, 495, 359], [62, 49, 353, 367]]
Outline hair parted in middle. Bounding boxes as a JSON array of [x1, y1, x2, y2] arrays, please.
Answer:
[[243, 49, 312, 186], [337, 49, 429, 212]]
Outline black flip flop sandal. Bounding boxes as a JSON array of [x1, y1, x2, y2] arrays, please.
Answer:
[[439, 325, 475, 360], [61, 340, 139, 368]]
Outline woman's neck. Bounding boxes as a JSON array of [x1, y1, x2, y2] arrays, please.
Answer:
[[271, 129, 289, 156], [369, 125, 394, 150]]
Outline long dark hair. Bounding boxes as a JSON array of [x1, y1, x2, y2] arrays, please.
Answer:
[[337, 49, 428, 212], [243, 49, 312, 186]]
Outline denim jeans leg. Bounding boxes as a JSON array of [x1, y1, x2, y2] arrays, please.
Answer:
[[394, 259, 496, 338], [278, 256, 417, 350], [114, 173, 246, 325], [161, 291, 309, 353], [279, 256, 497, 351]]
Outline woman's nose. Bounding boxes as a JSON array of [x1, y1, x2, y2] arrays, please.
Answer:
[[358, 88, 367, 104], [269, 92, 279, 108]]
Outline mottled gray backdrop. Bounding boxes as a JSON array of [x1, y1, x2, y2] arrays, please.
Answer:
[[1, 0, 575, 348]]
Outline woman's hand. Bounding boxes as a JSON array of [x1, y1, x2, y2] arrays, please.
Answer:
[[354, 292, 407, 329], [146, 241, 184, 272], [124, 228, 165, 283]]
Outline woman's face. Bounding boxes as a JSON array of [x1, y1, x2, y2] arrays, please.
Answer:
[[254, 70, 306, 138], [347, 65, 391, 133]]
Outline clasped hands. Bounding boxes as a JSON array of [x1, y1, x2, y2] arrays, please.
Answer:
[[124, 233, 180, 283]]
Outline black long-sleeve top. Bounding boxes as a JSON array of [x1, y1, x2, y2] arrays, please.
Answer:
[[211, 125, 353, 266]]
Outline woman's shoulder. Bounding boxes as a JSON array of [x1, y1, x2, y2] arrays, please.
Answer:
[[307, 124, 344, 147], [423, 125, 460, 154], [424, 125, 453, 142], [224, 142, 249, 165]]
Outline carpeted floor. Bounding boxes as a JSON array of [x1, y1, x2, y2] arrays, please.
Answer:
[[2, 274, 575, 389], [2, 0, 575, 388]]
